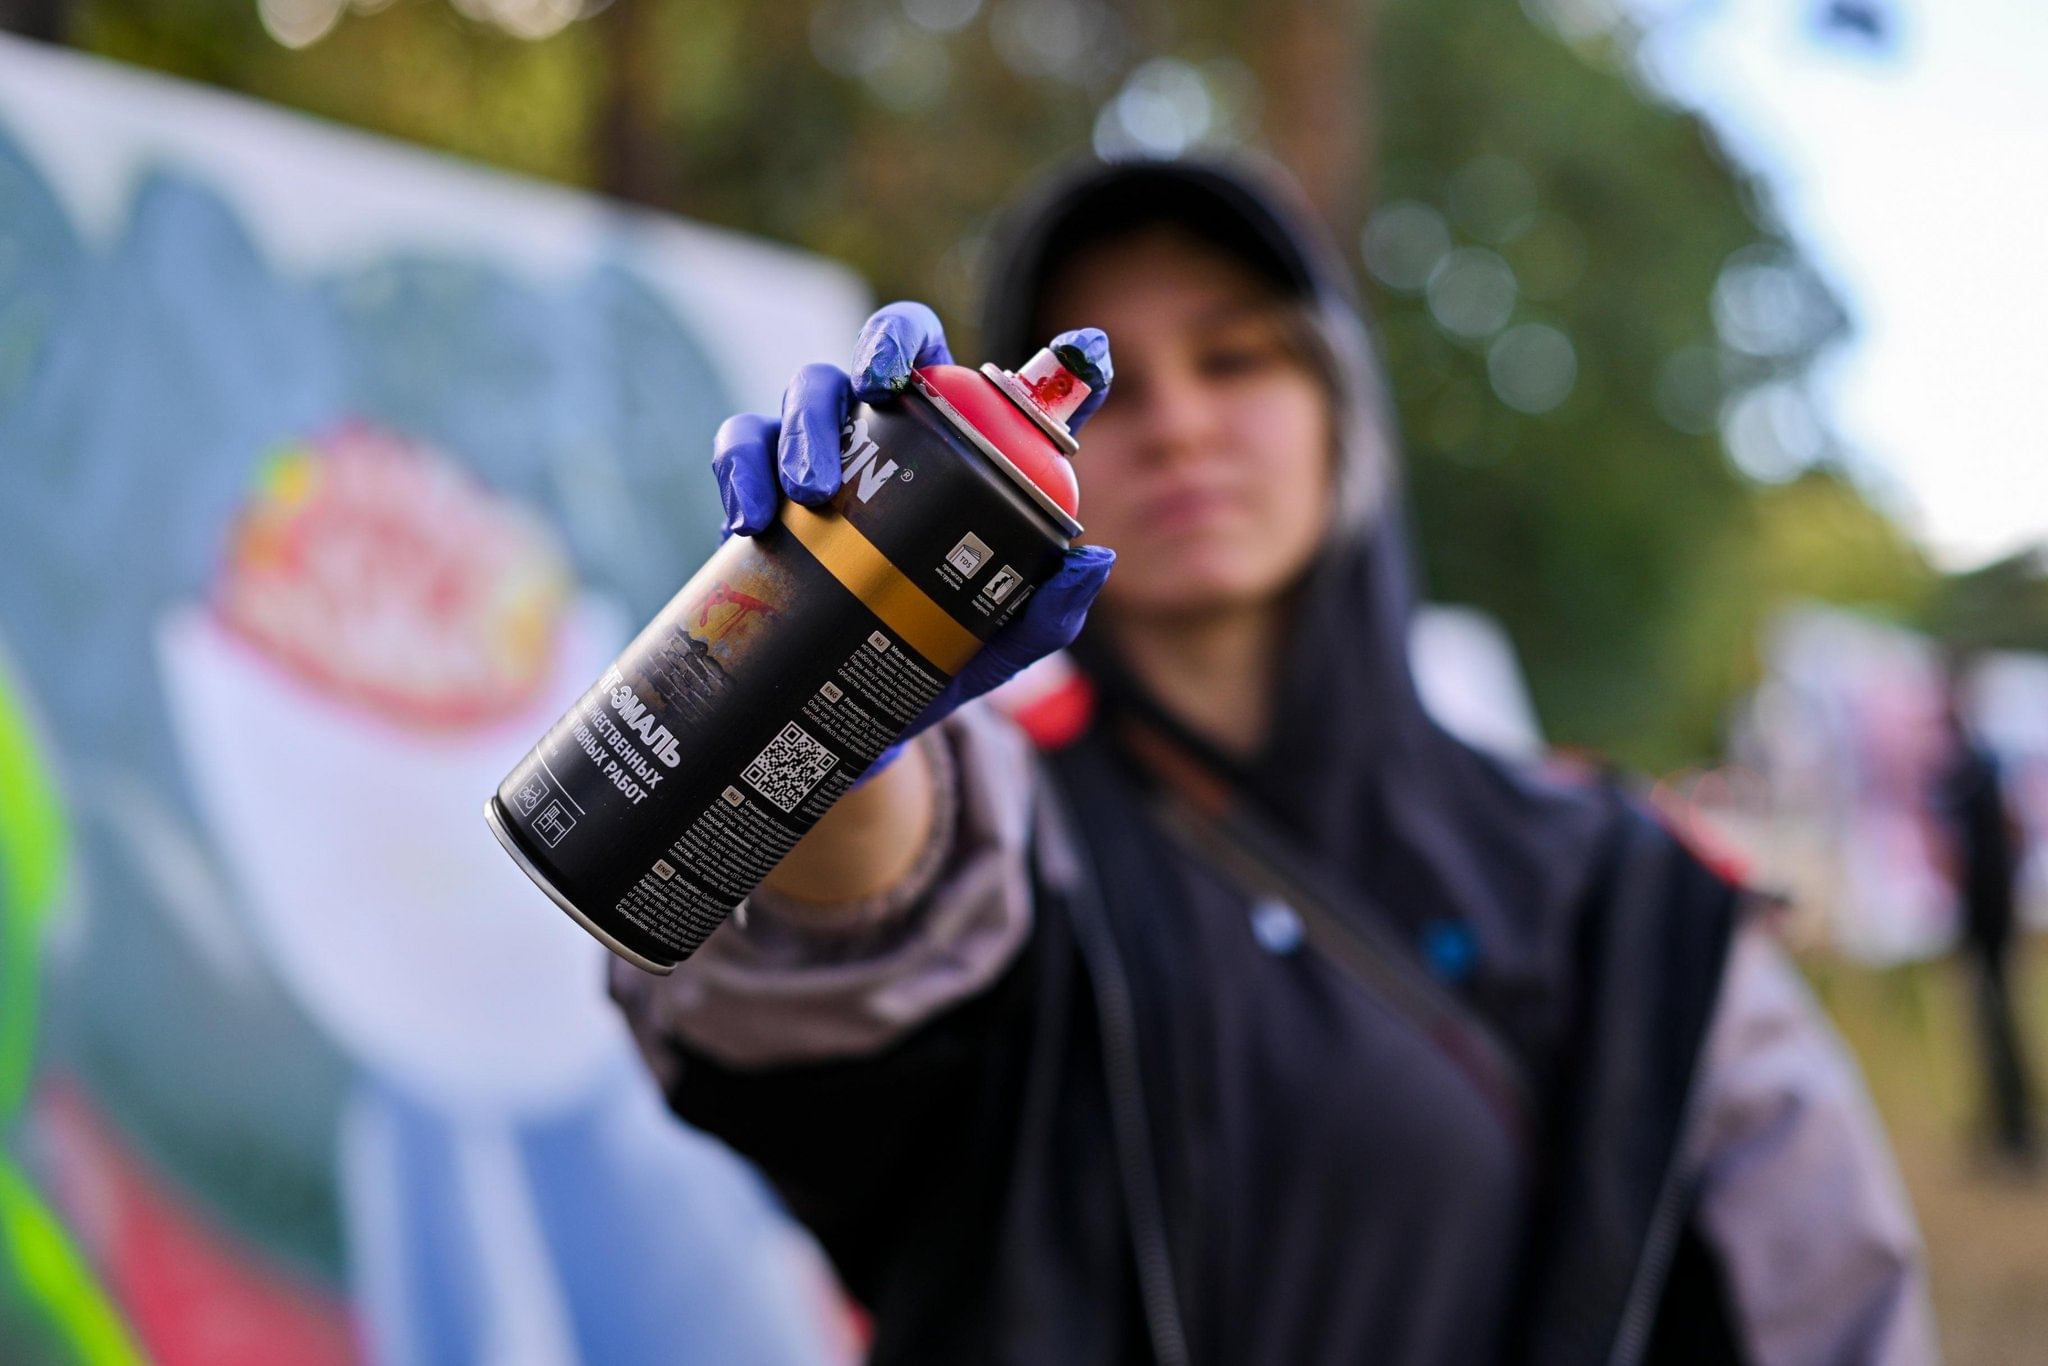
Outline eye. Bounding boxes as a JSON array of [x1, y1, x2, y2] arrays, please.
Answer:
[[1197, 334, 1283, 379], [1199, 347, 1265, 377]]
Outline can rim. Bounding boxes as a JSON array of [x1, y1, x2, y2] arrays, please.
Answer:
[[484, 797, 677, 976], [912, 373, 1084, 540], [981, 362, 1080, 455]]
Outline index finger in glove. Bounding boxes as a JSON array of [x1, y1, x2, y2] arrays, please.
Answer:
[[711, 412, 780, 541], [777, 363, 852, 506], [851, 301, 954, 402], [1049, 327, 1114, 432]]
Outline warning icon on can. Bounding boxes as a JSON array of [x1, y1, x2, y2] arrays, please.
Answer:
[[533, 800, 577, 848], [982, 565, 1022, 604], [514, 774, 549, 816]]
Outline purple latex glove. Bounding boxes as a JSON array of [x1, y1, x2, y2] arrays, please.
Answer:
[[708, 301, 1114, 782]]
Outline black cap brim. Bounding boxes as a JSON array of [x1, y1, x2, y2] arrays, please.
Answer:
[[980, 154, 1344, 368]]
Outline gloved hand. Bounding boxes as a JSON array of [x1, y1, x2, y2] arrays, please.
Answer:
[[709, 300, 1115, 780]]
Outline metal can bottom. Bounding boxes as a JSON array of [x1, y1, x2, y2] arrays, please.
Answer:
[[483, 798, 677, 976]]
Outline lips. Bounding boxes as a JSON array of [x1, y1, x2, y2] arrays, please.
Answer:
[[1135, 484, 1242, 534]]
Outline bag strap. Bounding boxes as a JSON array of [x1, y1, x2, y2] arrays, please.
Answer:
[[1033, 774, 1195, 1366], [1116, 715, 1537, 1137]]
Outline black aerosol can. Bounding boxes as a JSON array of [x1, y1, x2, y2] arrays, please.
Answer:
[[486, 343, 1095, 972]]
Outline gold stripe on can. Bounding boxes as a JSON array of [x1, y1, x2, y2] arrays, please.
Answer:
[[778, 503, 983, 675]]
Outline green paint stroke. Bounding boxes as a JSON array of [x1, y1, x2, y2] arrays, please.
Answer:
[[0, 673, 66, 923], [0, 665, 68, 1119], [0, 1161, 145, 1366], [0, 664, 135, 1364]]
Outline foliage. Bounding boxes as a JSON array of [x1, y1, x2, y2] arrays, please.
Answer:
[[1662, 468, 1938, 760], [1368, 0, 1906, 769], [1928, 549, 2048, 656], [43, 0, 1943, 770]]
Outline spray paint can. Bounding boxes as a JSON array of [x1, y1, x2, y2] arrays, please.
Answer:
[[486, 343, 1095, 973]]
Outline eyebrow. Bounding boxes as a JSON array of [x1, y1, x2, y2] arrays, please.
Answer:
[[1186, 295, 1297, 335]]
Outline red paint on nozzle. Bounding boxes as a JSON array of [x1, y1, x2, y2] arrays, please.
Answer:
[[1017, 348, 1091, 426]]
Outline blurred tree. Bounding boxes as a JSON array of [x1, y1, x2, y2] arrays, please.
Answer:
[[70, 1, 602, 184], [0, 0, 68, 41], [1661, 468, 1937, 760], [1929, 548, 2048, 655], [1365, 0, 1904, 769], [39, 0, 1935, 771]]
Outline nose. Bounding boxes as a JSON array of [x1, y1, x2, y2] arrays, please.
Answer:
[[1125, 364, 1225, 467]]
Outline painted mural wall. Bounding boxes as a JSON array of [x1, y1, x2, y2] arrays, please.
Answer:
[[0, 34, 867, 1365]]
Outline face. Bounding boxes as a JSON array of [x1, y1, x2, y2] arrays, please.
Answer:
[[1038, 226, 1334, 623]]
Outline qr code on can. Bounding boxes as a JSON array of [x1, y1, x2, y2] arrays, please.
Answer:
[[742, 722, 839, 813]]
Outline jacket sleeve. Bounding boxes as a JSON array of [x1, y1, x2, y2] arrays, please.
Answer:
[[608, 698, 1046, 1073], [605, 702, 1060, 1308], [1686, 919, 1940, 1365]]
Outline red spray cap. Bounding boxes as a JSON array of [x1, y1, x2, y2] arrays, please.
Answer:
[[909, 343, 1092, 536]]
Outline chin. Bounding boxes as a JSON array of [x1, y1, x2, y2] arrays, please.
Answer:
[[1104, 559, 1284, 620]]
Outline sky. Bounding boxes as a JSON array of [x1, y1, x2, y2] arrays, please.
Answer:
[[1630, 0, 2048, 570]]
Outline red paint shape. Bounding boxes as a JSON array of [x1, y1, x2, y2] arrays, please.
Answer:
[[694, 583, 777, 631], [35, 1082, 360, 1366], [1647, 787, 1755, 889], [1024, 368, 1076, 412], [1009, 673, 1096, 751]]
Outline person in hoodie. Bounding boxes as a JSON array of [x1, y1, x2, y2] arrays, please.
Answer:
[[611, 156, 1935, 1365]]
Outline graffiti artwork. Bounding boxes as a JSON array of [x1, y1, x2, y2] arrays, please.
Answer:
[[0, 35, 866, 1366]]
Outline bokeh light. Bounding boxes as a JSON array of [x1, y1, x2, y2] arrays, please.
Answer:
[[1093, 58, 1211, 158], [448, 0, 592, 41], [811, 0, 903, 79], [1360, 200, 1451, 294], [1091, 57, 1254, 159], [1426, 246, 1518, 340], [989, 0, 1114, 83], [1723, 379, 1829, 482], [866, 27, 952, 111], [901, 0, 980, 36], [1518, 0, 1626, 44], [1488, 322, 1577, 413], [257, 0, 344, 48], [1712, 242, 1838, 358]]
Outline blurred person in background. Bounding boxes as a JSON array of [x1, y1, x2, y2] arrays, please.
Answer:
[[1936, 660, 2038, 1171], [612, 156, 1936, 1364]]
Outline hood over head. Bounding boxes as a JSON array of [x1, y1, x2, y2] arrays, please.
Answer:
[[979, 154, 1601, 914], [980, 155, 1430, 802], [982, 153, 1393, 549], [979, 153, 1698, 1056], [976, 156, 1742, 1362]]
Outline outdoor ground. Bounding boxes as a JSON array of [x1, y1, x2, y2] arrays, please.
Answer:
[[1807, 942, 2048, 1363]]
